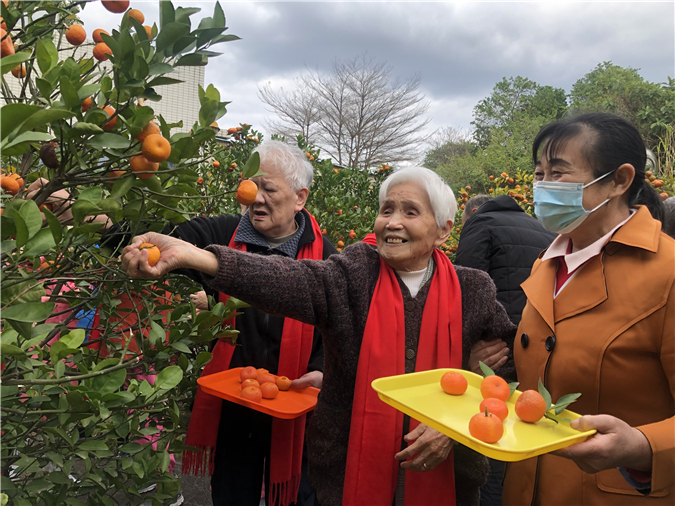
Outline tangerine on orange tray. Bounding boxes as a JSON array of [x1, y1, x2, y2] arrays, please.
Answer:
[[138, 243, 160, 267], [469, 407, 504, 444], [235, 180, 258, 206], [240, 366, 258, 382], [257, 368, 269, 374], [480, 375, 510, 402], [142, 134, 171, 163], [515, 390, 547, 423], [241, 379, 260, 390], [240, 386, 262, 403], [479, 398, 509, 421], [261, 382, 279, 400], [256, 372, 276, 385], [440, 371, 468, 395], [276, 376, 292, 391]]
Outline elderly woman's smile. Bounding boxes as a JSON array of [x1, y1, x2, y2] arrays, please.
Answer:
[[375, 183, 451, 272]]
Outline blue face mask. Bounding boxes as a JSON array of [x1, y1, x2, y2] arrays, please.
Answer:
[[533, 170, 615, 234]]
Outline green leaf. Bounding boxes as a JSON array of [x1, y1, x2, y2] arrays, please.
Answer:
[[54, 359, 65, 379], [147, 62, 174, 76], [0, 52, 30, 75], [155, 365, 183, 391], [72, 122, 104, 135], [1, 343, 26, 358], [35, 78, 54, 99], [213, 2, 226, 27], [36, 39, 58, 74], [159, 0, 175, 29], [538, 378, 552, 410], [553, 392, 582, 415], [77, 83, 100, 101], [98, 198, 122, 214], [99, 32, 119, 58], [2, 132, 53, 155], [0, 103, 41, 141], [508, 381, 520, 398], [211, 34, 241, 45], [242, 151, 261, 178], [111, 175, 135, 199], [119, 442, 143, 454], [170, 341, 191, 354], [90, 367, 127, 395], [60, 329, 86, 349], [478, 360, 495, 377], [26, 478, 53, 493], [147, 76, 183, 87], [160, 451, 171, 472], [59, 75, 80, 109], [22, 227, 56, 257], [70, 200, 101, 226], [195, 351, 212, 367], [87, 133, 131, 150], [79, 440, 109, 451], [176, 53, 207, 67], [156, 22, 190, 53], [79, 186, 102, 204], [16, 109, 75, 138], [2, 302, 55, 323]]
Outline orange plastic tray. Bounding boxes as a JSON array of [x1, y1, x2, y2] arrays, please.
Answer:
[[197, 367, 320, 419]]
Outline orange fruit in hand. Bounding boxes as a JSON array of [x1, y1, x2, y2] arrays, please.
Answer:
[[136, 121, 160, 142], [241, 379, 260, 390], [515, 390, 547, 423], [102, 0, 130, 13], [235, 180, 258, 206], [93, 42, 111, 61], [101, 106, 117, 131], [92, 28, 109, 43], [81, 97, 92, 112], [1, 176, 20, 195], [142, 134, 171, 163], [240, 366, 258, 382], [256, 372, 276, 385], [127, 8, 144, 23], [469, 408, 504, 443], [261, 382, 279, 399], [138, 242, 160, 267], [65, 24, 86, 45], [240, 386, 262, 403], [130, 155, 159, 179], [479, 398, 509, 421], [440, 371, 468, 395], [480, 375, 510, 402], [276, 376, 292, 391]]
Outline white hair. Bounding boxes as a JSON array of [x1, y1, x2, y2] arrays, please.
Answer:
[[253, 140, 314, 192], [379, 166, 457, 228]]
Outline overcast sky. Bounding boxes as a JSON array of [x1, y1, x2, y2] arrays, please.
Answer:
[[81, 1, 674, 139]]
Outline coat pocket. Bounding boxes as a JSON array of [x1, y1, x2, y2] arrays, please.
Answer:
[[596, 468, 669, 498]]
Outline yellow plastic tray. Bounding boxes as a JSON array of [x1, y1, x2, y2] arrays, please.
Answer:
[[371, 368, 595, 462]]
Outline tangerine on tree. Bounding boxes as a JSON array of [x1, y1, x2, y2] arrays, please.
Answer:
[[11, 65, 25, 78], [514, 390, 547, 423], [240, 366, 258, 382], [1, 175, 20, 195], [101, 0, 130, 13], [93, 42, 111, 61], [480, 375, 510, 402], [212, 160, 220, 168], [135, 121, 160, 142], [127, 8, 144, 23], [81, 97, 92, 112], [65, 24, 86, 45], [440, 371, 468, 395], [101, 105, 117, 130], [1, 27, 15, 57], [197, 177, 204, 185], [138, 243, 160, 267], [129, 155, 158, 179], [143, 25, 153, 38], [479, 398, 509, 421], [235, 180, 258, 206], [469, 407, 504, 444], [142, 133, 171, 162], [92, 28, 109, 43]]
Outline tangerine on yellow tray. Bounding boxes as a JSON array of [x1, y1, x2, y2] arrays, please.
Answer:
[[371, 369, 596, 462], [198, 367, 319, 419]]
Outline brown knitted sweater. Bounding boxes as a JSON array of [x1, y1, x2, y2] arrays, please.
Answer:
[[204, 242, 517, 506]]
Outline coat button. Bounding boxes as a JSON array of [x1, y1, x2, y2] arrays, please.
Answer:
[[405, 349, 415, 360], [545, 335, 556, 352], [520, 333, 529, 348], [404, 301, 415, 311]]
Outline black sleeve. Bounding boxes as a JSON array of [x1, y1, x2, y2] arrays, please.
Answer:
[[454, 217, 492, 271]]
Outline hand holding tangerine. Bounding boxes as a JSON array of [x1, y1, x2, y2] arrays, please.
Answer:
[[276, 376, 292, 391], [138, 243, 160, 267]]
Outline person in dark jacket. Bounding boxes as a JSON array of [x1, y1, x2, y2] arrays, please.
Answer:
[[175, 140, 337, 506], [456, 194, 554, 506]]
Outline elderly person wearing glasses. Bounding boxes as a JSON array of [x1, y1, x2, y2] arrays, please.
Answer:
[[122, 166, 516, 506]]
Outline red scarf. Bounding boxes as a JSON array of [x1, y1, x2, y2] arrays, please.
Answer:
[[343, 248, 463, 506], [183, 212, 324, 506]]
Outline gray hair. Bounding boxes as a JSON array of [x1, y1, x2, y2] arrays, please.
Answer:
[[663, 197, 675, 238], [253, 140, 314, 192], [379, 166, 457, 228], [464, 194, 493, 215]]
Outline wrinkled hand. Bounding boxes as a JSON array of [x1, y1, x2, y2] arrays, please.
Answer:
[[553, 415, 652, 474], [469, 339, 509, 374], [395, 423, 454, 472], [190, 290, 209, 311], [121, 232, 202, 279], [26, 178, 74, 224], [290, 370, 323, 389]]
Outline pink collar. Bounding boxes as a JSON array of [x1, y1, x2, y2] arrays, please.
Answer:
[[542, 209, 636, 273]]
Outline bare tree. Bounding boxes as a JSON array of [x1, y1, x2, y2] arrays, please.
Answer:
[[258, 55, 431, 168], [423, 126, 474, 169]]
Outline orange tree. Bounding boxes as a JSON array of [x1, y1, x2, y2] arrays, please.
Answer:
[[0, 1, 262, 504]]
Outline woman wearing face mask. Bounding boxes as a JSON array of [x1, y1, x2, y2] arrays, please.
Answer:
[[502, 113, 675, 506]]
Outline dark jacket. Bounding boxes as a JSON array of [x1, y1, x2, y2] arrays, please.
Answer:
[[203, 241, 517, 506], [455, 195, 556, 325]]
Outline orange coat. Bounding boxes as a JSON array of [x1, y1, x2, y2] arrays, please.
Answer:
[[502, 206, 675, 505]]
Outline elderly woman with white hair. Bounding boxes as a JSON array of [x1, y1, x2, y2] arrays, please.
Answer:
[[122, 166, 516, 506]]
